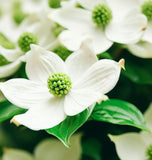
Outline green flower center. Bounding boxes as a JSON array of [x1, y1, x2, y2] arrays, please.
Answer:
[[142, 1, 152, 20], [47, 73, 72, 97], [18, 32, 38, 52], [12, 1, 27, 25], [146, 144, 152, 160], [92, 4, 112, 26]]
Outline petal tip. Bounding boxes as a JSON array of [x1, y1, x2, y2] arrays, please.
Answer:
[[10, 118, 20, 127], [118, 59, 125, 70]]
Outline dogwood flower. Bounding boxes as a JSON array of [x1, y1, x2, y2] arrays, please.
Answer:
[[51, 0, 147, 54], [109, 103, 152, 160], [0, 40, 123, 130], [2, 134, 82, 160], [0, 7, 57, 78]]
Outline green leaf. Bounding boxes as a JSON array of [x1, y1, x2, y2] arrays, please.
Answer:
[[91, 99, 149, 131], [0, 100, 26, 123], [82, 138, 102, 160], [46, 105, 94, 147], [97, 52, 113, 60]]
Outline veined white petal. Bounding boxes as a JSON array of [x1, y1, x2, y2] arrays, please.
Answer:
[[0, 46, 23, 62], [0, 79, 50, 109], [2, 148, 33, 160], [51, 7, 92, 31], [73, 59, 121, 94], [65, 39, 98, 83], [25, 45, 67, 84], [106, 9, 147, 44], [34, 134, 82, 160], [89, 26, 113, 53], [78, 0, 105, 10], [13, 97, 66, 130], [64, 89, 98, 116], [0, 58, 22, 78], [142, 22, 152, 43], [127, 41, 152, 58], [58, 30, 85, 51], [109, 133, 147, 160]]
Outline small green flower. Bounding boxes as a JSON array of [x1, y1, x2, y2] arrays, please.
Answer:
[[47, 72, 72, 97], [18, 32, 38, 52], [92, 4, 112, 26]]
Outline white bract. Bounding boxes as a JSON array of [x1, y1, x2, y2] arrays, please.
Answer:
[[2, 134, 82, 160], [125, 0, 152, 58], [109, 103, 152, 160], [51, 0, 147, 54], [0, 6, 57, 78], [0, 40, 123, 130]]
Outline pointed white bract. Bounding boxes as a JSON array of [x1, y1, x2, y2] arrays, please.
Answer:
[[1, 40, 122, 130], [109, 103, 152, 160]]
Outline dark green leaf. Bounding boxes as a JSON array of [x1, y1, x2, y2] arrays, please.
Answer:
[[91, 99, 149, 131]]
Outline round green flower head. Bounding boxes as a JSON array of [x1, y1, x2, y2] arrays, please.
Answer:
[[92, 4, 112, 26], [18, 32, 38, 52], [47, 73, 72, 97], [146, 144, 152, 160], [142, 1, 152, 20]]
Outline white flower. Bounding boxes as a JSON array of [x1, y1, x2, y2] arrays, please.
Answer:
[[109, 103, 152, 160], [2, 134, 82, 160], [0, 40, 122, 130], [50, 0, 147, 54], [0, 7, 57, 78]]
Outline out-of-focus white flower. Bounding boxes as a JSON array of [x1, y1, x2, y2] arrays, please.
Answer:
[[0, 6, 57, 78], [0, 40, 123, 130], [127, 41, 152, 58], [2, 134, 82, 160], [109, 103, 152, 160], [50, 0, 147, 54]]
